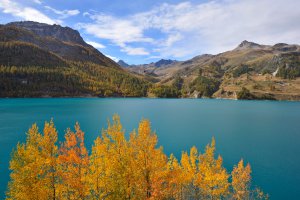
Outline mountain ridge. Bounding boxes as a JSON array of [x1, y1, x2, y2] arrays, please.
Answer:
[[0, 21, 299, 100], [124, 40, 300, 100], [7, 21, 88, 47]]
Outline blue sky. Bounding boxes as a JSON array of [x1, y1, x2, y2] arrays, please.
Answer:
[[0, 0, 300, 64]]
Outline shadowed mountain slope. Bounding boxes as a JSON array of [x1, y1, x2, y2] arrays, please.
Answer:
[[0, 21, 149, 97]]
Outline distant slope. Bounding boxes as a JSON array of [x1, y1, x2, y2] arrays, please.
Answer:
[[118, 60, 130, 68], [124, 59, 178, 76], [0, 21, 149, 97], [128, 41, 300, 100]]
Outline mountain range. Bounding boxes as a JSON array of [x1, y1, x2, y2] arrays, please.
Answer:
[[120, 40, 300, 100], [0, 21, 299, 100]]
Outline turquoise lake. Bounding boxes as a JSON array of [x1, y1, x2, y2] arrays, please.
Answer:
[[0, 98, 300, 199]]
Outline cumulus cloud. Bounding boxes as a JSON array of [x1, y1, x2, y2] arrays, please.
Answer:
[[77, 14, 153, 55], [78, 14, 153, 46], [86, 40, 106, 49], [0, 0, 59, 24], [78, 0, 300, 58], [44, 6, 79, 19]]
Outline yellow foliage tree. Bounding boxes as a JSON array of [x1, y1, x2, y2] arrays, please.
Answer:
[[128, 119, 168, 200], [6, 116, 268, 200], [7, 121, 59, 200], [196, 138, 230, 200], [165, 154, 182, 199], [89, 115, 131, 200], [180, 146, 200, 199], [231, 159, 251, 200], [88, 136, 111, 199]]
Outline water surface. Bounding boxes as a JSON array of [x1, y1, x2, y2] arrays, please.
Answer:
[[1, 98, 300, 199]]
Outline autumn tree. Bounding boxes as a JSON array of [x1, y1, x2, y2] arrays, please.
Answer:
[[57, 122, 89, 200], [231, 159, 251, 200], [165, 154, 182, 199], [7, 120, 58, 200], [180, 146, 200, 199], [128, 119, 168, 199], [7, 124, 43, 200], [88, 136, 110, 199], [88, 115, 132, 200], [7, 116, 268, 200], [196, 138, 230, 199]]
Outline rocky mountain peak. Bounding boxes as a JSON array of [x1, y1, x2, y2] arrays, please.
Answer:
[[154, 59, 177, 67], [118, 60, 130, 67], [236, 40, 262, 50], [6, 21, 87, 47]]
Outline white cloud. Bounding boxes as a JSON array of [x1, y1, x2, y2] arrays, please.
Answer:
[[105, 54, 119, 62], [79, 0, 300, 58], [0, 0, 59, 24], [77, 13, 153, 55], [163, 33, 183, 47], [44, 6, 79, 19], [121, 46, 149, 56], [83, 12, 90, 17], [78, 14, 153, 47], [86, 40, 105, 49]]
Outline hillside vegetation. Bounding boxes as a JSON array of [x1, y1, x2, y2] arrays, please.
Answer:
[[126, 41, 300, 100], [1, 21, 299, 100], [0, 21, 149, 97]]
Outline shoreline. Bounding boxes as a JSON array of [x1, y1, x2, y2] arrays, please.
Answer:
[[1, 96, 300, 102]]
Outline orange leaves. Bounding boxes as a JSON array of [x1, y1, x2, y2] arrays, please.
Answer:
[[57, 123, 89, 199], [7, 115, 268, 200], [232, 159, 252, 200], [130, 118, 167, 200]]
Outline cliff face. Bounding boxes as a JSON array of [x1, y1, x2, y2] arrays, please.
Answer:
[[7, 21, 88, 47]]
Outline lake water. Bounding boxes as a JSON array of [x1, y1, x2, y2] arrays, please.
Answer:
[[0, 98, 300, 199]]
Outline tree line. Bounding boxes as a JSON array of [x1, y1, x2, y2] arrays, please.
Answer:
[[6, 115, 268, 200], [0, 63, 149, 97]]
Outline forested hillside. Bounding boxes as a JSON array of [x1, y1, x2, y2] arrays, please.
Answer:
[[0, 21, 149, 97]]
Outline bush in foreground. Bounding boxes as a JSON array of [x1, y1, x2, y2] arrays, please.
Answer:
[[6, 115, 268, 200]]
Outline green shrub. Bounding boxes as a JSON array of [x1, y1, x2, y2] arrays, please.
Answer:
[[189, 76, 220, 97]]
